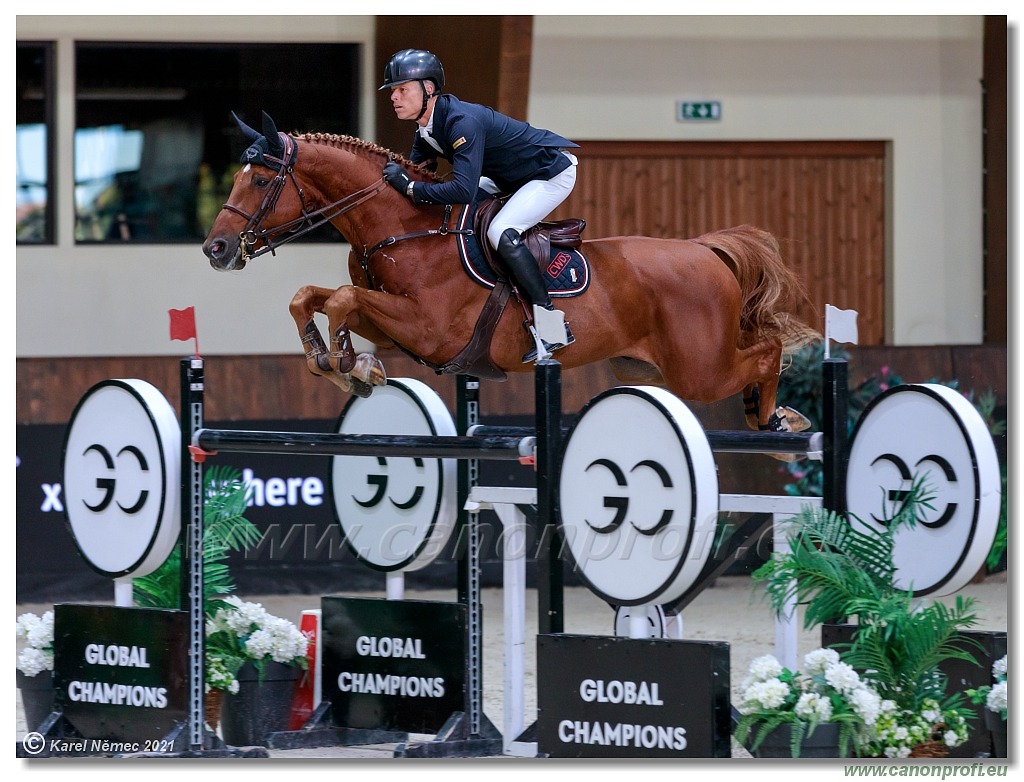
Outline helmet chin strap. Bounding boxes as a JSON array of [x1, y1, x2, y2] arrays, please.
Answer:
[[415, 80, 432, 122]]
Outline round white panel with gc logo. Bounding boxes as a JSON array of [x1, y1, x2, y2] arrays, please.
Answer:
[[558, 386, 718, 606], [330, 378, 457, 572], [61, 380, 181, 578], [846, 383, 1001, 597]]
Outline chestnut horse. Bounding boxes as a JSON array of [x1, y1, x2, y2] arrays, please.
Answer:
[[202, 112, 817, 432]]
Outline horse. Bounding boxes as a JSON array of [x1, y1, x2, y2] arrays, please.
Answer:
[[202, 111, 818, 434]]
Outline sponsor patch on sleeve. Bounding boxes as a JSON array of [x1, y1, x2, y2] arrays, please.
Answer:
[[453, 136, 467, 149]]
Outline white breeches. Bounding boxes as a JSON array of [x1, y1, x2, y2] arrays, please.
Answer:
[[484, 152, 578, 249]]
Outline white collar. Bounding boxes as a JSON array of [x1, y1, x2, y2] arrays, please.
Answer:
[[418, 112, 442, 152]]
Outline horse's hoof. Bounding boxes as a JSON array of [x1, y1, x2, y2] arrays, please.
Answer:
[[352, 353, 387, 386], [320, 371, 354, 394], [350, 377, 374, 398], [776, 406, 811, 432]]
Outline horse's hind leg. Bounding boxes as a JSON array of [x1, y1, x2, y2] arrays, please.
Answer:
[[742, 383, 761, 430], [742, 341, 810, 434]]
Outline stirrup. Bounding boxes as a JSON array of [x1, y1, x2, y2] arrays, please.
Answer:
[[522, 323, 575, 363]]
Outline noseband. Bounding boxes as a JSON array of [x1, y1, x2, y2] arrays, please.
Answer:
[[221, 133, 388, 262]]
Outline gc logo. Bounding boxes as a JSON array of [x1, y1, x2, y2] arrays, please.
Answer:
[[61, 379, 180, 579], [353, 456, 425, 510], [584, 458, 674, 536], [80, 444, 150, 514], [331, 379, 457, 573], [868, 453, 957, 528], [559, 387, 718, 607]]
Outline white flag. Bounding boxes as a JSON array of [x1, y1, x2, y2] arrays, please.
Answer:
[[825, 304, 859, 346]]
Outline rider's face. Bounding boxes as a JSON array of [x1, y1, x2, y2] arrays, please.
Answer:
[[390, 81, 432, 124]]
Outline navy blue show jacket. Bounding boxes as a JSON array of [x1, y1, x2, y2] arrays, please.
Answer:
[[409, 94, 578, 205]]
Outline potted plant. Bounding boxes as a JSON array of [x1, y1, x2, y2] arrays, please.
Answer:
[[753, 478, 980, 758], [205, 596, 309, 747], [16, 610, 55, 731], [734, 647, 883, 757], [967, 654, 1007, 757]]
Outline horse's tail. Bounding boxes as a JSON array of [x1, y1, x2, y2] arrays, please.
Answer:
[[693, 224, 820, 353]]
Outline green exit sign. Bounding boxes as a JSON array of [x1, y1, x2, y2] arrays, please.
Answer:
[[677, 101, 721, 121]]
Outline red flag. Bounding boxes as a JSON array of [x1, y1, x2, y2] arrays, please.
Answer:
[[169, 307, 200, 356]]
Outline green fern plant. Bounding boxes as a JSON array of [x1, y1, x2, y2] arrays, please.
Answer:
[[133, 464, 262, 613]]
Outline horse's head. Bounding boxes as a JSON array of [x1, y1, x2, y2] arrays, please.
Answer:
[[203, 112, 397, 272], [202, 111, 306, 271]]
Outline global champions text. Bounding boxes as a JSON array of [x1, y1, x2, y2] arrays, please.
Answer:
[[66, 644, 168, 708]]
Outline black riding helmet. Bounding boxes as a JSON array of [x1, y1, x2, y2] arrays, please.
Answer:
[[380, 49, 445, 121], [379, 49, 445, 91]]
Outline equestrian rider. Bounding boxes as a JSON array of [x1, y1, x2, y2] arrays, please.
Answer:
[[379, 48, 578, 363]]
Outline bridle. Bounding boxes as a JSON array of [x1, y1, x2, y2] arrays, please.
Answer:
[[220, 133, 389, 263], [219, 132, 474, 282]]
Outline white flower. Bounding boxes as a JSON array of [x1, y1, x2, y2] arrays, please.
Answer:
[[16, 611, 55, 675], [242, 617, 306, 663], [207, 597, 308, 674], [824, 660, 862, 694], [992, 655, 1007, 680], [17, 647, 53, 677], [16, 611, 54, 648], [220, 596, 270, 635], [987, 681, 1007, 713], [746, 678, 790, 710], [795, 692, 833, 721], [803, 648, 840, 675], [943, 730, 959, 747], [748, 654, 784, 682], [848, 686, 882, 725]]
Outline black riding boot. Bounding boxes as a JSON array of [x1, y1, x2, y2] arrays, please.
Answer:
[[496, 228, 576, 361], [496, 228, 552, 308]]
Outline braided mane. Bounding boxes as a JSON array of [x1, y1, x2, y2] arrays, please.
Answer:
[[295, 132, 444, 182]]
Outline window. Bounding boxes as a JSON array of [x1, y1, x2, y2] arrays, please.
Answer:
[[74, 42, 360, 244], [16, 42, 54, 244]]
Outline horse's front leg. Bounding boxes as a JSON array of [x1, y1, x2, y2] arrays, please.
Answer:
[[323, 285, 429, 383], [289, 285, 360, 394]]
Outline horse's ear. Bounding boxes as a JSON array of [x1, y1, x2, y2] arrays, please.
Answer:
[[232, 111, 261, 143], [261, 112, 283, 156]]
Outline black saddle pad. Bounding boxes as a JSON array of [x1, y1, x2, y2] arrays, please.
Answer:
[[454, 201, 590, 298]]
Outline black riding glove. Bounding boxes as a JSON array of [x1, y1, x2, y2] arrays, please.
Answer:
[[383, 162, 414, 199]]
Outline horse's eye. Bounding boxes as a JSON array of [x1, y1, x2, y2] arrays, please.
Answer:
[[253, 175, 271, 188]]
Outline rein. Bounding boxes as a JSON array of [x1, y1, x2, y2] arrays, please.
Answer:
[[358, 204, 474, 287]]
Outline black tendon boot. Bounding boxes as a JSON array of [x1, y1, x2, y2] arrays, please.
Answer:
[[496, 228, 575, 361]]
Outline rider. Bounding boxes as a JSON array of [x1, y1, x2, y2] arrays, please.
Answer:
[[379, 48, 578, 363]]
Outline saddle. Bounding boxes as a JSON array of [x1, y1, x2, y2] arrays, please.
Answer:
[[429, 198, 588, 381], [472, 197, 586, 276]]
